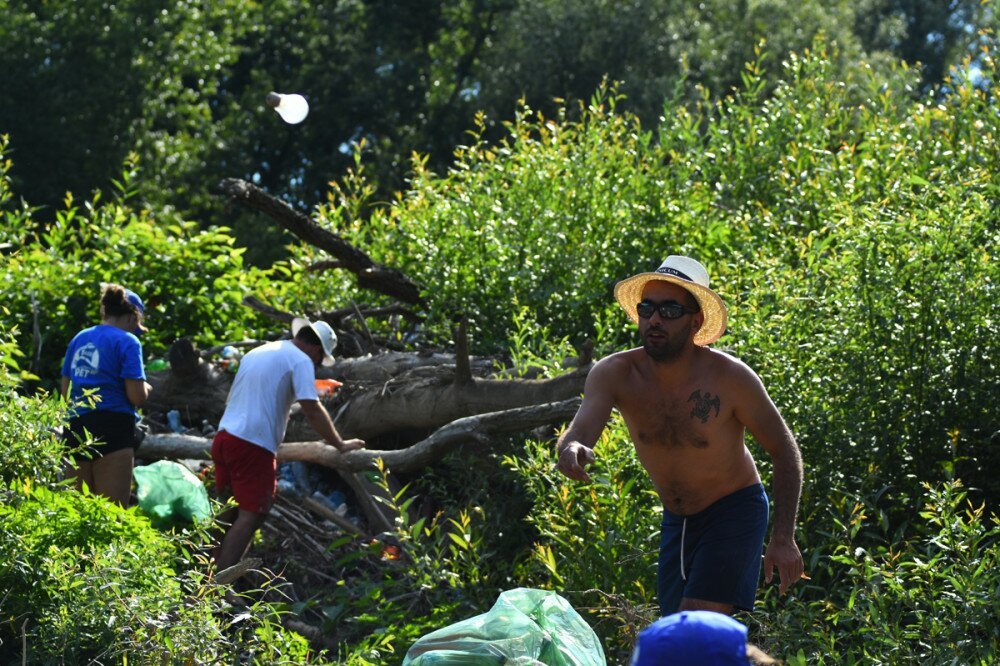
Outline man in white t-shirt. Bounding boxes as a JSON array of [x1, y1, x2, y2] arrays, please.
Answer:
[[211, 317, 365, 570]]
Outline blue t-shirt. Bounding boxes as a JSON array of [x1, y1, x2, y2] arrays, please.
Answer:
[[62, 324, 146, 418]]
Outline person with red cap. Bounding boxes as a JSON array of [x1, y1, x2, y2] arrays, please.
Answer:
[[556, 256, 804, 616], [211, 317, 365, 571], [61, 283, 152, 506]]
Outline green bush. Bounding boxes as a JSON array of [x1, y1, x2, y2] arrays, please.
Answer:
[[503, 423, 661, 664], [0, 329, 65, 485], [0, 480, 316, 664], [760, 480, 1000, 664], [0, 145, 286, 386]]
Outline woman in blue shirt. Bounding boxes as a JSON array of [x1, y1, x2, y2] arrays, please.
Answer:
[[61, 283, 152, 505]]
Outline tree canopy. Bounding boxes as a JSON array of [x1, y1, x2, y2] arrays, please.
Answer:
[[0, 0, 990, 263]]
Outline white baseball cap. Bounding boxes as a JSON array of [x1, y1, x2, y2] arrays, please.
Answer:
[[291, 317, 338, 366]]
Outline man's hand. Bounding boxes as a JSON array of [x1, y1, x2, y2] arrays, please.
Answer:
[[763, 537, 804, 595], [338, 438, 365, 452], [556, 441, 596, 482]]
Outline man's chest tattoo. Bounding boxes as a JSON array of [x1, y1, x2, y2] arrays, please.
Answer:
[[688, 389, 721, 423]]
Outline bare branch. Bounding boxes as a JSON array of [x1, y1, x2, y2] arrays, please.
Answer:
[[453, 315, 472, 385], [305, 260, 344, 272], [242, 294, 296, 324], [218, 178, 422, 304]]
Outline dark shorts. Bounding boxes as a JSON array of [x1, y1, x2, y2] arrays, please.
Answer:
[[658, 483, 769, 615], [66, 410, 137, 459], [211, 430, 276, 514]]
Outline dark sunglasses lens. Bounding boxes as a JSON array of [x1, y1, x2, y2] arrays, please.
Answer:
[[637, 302, 686, 319], [660, 304, 684, 319]]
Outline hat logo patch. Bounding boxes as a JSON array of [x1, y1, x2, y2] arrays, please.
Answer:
[[655, 266, 693, 281]]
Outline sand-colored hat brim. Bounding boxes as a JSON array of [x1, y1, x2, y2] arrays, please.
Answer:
[[614, 274, 728, 346]]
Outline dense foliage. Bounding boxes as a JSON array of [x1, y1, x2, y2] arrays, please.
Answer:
[[2, 29, 998, 666]]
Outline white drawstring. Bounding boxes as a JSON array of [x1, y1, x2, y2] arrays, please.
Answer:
[[680, 517, 687, 580]]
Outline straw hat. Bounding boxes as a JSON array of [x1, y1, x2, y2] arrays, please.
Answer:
[[291, 317, 338, 366], [613, 255, 727, 346]]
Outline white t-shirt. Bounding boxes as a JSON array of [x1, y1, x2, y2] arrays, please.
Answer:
[[218, 340, 318, 454]]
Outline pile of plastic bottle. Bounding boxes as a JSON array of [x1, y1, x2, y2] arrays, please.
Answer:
[[277, 462, 355, 521], [219, 345, 241, 373]]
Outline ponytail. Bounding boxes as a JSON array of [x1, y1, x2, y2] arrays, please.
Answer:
[[100, 283, 139, 319]]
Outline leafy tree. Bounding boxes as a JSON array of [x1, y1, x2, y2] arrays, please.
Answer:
[[0, 140, 283, 386], [2, 0, 990, 269], [0, 1, 247, 220], [852, 0, 987, 87]]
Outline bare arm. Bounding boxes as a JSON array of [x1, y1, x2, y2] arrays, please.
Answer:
[[125, 378, 152, 407], [60, 376, 70, 399], [298, 399, 365, 452], [733, 363, 804, 594], [555, 357, 619, 482]]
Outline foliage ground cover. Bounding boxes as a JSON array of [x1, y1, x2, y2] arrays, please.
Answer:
[[1, 33, 998, 664]]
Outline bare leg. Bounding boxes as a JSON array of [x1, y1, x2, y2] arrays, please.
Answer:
[[212, 508, 267, 571], [68, 459, 95, 494], [679, 597, 734, 614], [91, 448, 135, 506]]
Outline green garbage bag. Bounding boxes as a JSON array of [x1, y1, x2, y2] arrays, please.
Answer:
[[133, 460, 212, 527], [402, 588, 606, 666]]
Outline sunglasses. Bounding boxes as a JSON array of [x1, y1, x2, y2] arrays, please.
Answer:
[[636, 300, 699, 320]]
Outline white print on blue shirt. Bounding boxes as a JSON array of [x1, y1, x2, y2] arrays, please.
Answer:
[[71, 343, 101, 378]]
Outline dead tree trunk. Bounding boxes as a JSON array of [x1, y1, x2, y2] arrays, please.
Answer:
[[291, 366, 590, 442]]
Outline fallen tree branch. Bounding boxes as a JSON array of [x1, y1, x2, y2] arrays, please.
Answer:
[[219, 178, 422, 304], [319, 303, 422, 325], [302, 497, 367, 537], [243, 295, 295, 324], [284, 398, 580, 474], [137, 398, 581, 474]]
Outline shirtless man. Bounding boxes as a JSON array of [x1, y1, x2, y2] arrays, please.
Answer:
[[556, 255, 804, 616]]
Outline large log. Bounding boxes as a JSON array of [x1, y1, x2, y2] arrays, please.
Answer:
[[299, 366, 591, 442], [322, 351, 495, 383], [142, 345, 495, 429]]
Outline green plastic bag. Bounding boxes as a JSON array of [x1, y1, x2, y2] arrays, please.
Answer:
[[403, 588, 607, 666], [133, 460, 212, 526]]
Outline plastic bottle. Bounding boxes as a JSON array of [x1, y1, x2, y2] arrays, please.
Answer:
[[166, 410, 184, 433], [311, 490, 347, 514], [147, 358, 168, 372]]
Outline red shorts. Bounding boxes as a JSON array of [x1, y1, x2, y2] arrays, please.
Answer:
[[211, 430, 276, 514]]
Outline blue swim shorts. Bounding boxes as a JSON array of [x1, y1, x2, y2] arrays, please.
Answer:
[[657, 483, 769, 615]]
